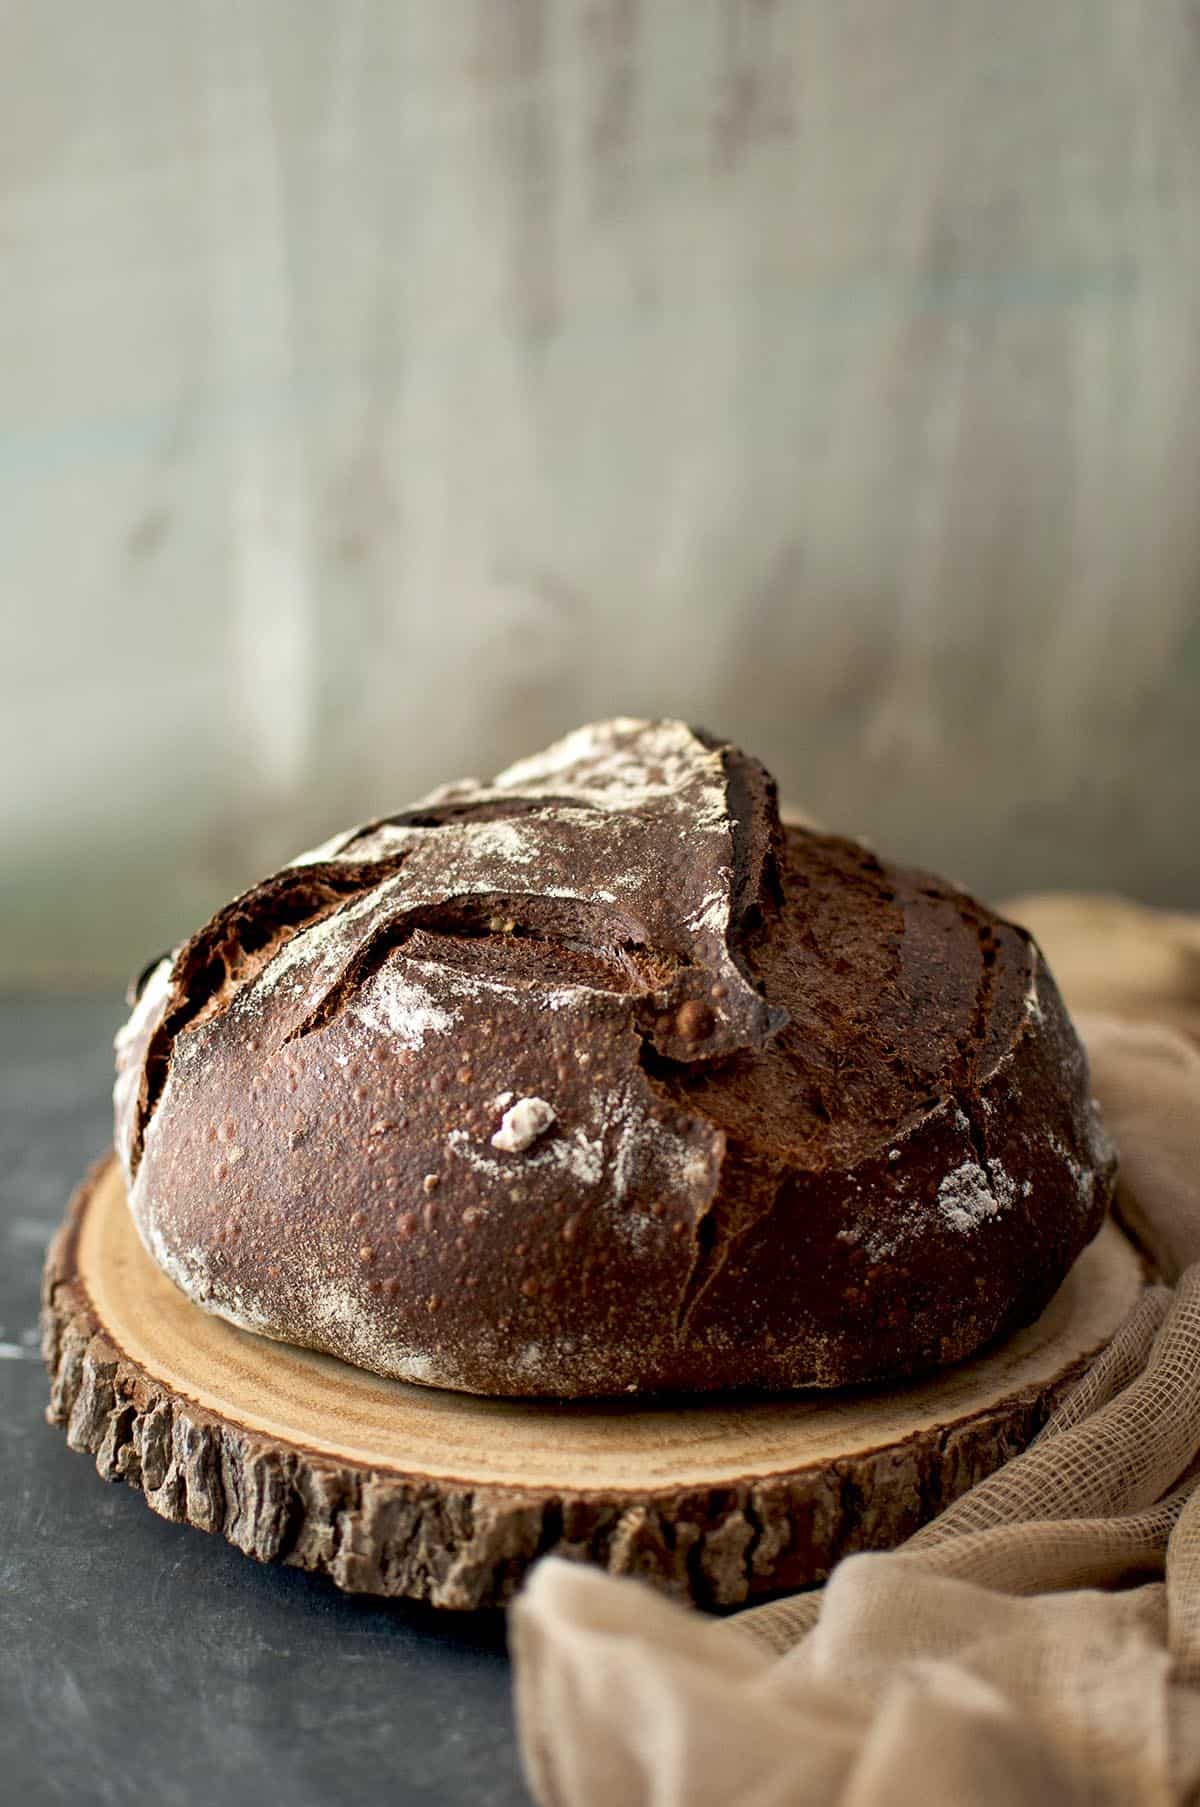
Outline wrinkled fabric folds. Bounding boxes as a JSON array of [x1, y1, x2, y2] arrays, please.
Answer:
[[512, 985, 1200, 1805]]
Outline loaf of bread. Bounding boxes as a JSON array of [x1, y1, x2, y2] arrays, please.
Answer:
[[114, 719, 1115, 1398]]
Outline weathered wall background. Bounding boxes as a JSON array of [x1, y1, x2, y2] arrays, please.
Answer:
[[3, 0, 1199, 983]]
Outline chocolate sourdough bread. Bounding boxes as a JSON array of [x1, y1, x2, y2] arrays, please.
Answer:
[[114, 719, 1115, 1397]]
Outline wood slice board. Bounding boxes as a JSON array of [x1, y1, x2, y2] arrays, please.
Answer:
[[42, 1155, 1147, 1612]]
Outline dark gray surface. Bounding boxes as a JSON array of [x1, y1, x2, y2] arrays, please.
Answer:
[[0, 996, 530, 1807]]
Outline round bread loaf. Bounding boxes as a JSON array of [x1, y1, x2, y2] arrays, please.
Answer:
[[114, 719, 1115, 1398]]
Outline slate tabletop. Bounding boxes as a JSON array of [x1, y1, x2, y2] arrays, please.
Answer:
[[1, 994, 530, 1807]]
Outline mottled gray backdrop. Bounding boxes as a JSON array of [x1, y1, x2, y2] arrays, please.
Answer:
[[4, 0, 1199, 983]]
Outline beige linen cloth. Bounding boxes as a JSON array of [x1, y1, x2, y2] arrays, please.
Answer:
[[511, 899, 1200, 1806]]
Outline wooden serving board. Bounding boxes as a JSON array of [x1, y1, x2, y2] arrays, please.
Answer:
[[42, 1156, 1147, 1612]]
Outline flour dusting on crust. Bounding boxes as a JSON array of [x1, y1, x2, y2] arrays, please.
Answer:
[[272, 719, 784, 1067], [491, 1097, 557, 1154], [352, 965, 459, 1050], [938, 1160, 1012, 1232]]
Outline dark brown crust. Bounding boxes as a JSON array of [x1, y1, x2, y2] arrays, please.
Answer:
[[112, 721, 1117, 1399], [42, 1159, 1106, 1611]]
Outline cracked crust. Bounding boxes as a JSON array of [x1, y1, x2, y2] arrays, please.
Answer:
[[112, 719, 1116, 1398]]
